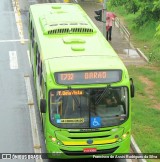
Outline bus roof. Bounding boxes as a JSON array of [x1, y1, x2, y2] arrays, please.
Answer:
[[29, 3, 126, 72]]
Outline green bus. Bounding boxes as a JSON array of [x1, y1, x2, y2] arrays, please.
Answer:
[[29, 3, 135, 159]]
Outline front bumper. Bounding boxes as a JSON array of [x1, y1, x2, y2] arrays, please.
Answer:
[[46, 135, 130, 159]]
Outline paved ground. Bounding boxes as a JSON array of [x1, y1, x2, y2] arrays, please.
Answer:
[[78, 1, 147, 66]]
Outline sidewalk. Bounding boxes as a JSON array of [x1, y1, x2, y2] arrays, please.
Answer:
[[78, 1, 147, 66]]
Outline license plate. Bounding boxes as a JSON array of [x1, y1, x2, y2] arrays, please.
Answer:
[[83, 148, 97, 153]]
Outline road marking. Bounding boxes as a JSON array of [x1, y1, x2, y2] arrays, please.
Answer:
[[27, 50, 32, 68], [24, 76, 43, 162], [9, 51, 19, 69], [0, 39, 29, 43], [12, 0, 25, 44]]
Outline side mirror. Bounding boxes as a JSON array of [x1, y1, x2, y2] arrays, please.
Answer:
[[40, 99, 46, 113], [130, 78, 135, 98]]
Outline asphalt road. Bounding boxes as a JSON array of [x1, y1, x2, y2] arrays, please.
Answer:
[[0, 0, 34, 161], [0, 0, 43, 161], [0, 0, 130, 162]]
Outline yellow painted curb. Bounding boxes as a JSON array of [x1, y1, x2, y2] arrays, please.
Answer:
[[63, 0, 70, 2]]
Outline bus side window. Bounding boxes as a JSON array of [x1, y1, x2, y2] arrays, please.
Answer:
[[120, 87, 128, 114], [32, 28, 35, 48], [41, 77, 46, 97], [30, 20, 32, 39], [39, 61, 42, 85], [37, 49, 40, 73], [36, 47, 42, 85]]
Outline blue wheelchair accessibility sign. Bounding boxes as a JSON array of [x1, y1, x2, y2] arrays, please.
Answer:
[[90, 117, 101, 128]]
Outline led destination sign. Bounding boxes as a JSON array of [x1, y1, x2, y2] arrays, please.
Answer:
[[55, 70, 122, 85], [57, 90, 83, 96]]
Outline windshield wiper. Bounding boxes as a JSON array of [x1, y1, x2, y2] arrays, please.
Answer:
[[67, 86, 81, 108], [95, 84, 111, 105]]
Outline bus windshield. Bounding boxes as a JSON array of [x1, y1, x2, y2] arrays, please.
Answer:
[[49, 87, 129, 129]]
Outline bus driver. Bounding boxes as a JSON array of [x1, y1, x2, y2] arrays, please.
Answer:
[[104, 90, 119, 107], [105, 96, 118, 107]]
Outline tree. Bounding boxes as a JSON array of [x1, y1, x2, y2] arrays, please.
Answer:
[[125, 0, 140, 14], [152, 1, 160, 21], [109, 0, 160, 27]]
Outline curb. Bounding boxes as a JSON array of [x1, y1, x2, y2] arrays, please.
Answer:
[[131, 136, 147, 162], [136, 48, 149, 63]]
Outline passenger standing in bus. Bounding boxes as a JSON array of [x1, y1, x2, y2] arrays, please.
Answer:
[[106, 12, 116, 41]]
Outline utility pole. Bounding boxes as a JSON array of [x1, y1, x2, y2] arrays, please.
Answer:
[[102, 0, 107, 37], [94, 0, 107, 37]]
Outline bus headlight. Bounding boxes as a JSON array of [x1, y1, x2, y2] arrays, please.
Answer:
[[51, 137, 57, 142], [49, 135, 57, 142], [122, 133, 127, 139], [117, 132, 130, 142], [122, 132, 129, 139]]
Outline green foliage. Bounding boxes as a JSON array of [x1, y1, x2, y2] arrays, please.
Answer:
[[125, 0, 140, 14], [155, 23, 160, 38], [109, 0, 126, 7], [109, 0, 160, 26], [152, 1, 160, 20], [149, 46, 160, 63], [109, 0, 160, 63], [134, 2, 154, 26]]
